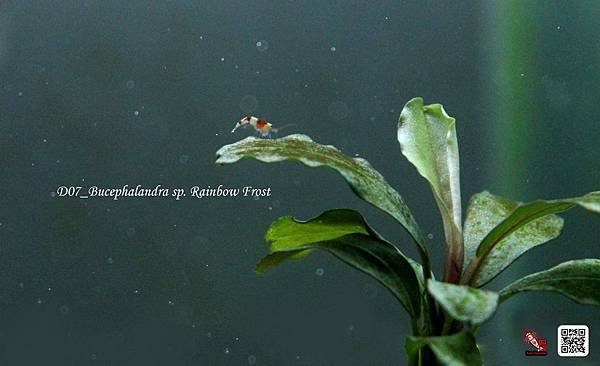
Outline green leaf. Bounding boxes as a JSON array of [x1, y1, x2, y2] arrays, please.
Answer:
[[466, 191, 599, 286], [398, 98, 463, 279], [462, 191, 564, 287], [216, 134, 430, 267], [406, 332, 482, 366], [256, 209, 422, 318], [427, 279, 498, 324], [500, 259, 600, 306]]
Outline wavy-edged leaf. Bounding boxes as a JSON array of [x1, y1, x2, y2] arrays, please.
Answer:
[[398, 98, 462, 249], [466, 191, 599, 286], [500, 259, 600, 306], [216, 134, 429, 263], [462, 191, 563, 287], [255, 209, 422, 317], [427, 279, 498, 324], [406, 332, 482, 366]]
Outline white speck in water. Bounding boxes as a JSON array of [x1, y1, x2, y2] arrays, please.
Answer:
[[50, 191, 56, 198], [234, 64, 239, 69], [106, 257, 114, 264], [126, 80, 135, 89], [520, 73, 525, 77], [90, 354, 97, 360], [427, 233, 434, 240], [253, 195, 260, 201], [18, 91, 23, 97], [56, 159, 61, 164], [315, 268, 325, 276], [48, 287, 52, 291], [19, 282, 24, 289], [330, 46, 336, 52], [133, 289, 139, 294], [256, 39, 269, 51], [134, 110, 140, 116], [60, 305, 70, 315], [168, 300, 175, 306], [224, 347, 230, 355], [268, 206, 273, 210], [304, 83, 308, 88], [36, 298, 43, 305], [220, 57, 225, 62], [42, 138, 47, 143], [556, 26, 561, 30], [248, 355, 257, 365], [206, 332, 212, 338], [348, 324, 354, 332], [31, 162, 35, 166], [215, 133, 219, 136]]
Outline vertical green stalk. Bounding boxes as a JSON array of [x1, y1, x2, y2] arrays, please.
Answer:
[[487, 0, 537, 197]]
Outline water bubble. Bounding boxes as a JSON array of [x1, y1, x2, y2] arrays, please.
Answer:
[[224, 347, 230, 355], [315, 268, 325, 276], [256, 40, 269, 52], [179, 154, 189, 164], [42, 138, 47, 143], [328, 101, 349, 120], [239, 95, 258, 113], [330, 46, 336, 52], [126, 80, 135, 89], [248, 355, 257, 364], [427, 233, 434, 240], [133, 110, 140, 116], [220, 57, 225, 62], [106, 257, 114, 264]]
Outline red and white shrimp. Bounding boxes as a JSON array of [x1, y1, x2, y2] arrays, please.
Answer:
[[231, 116, 294, 138]]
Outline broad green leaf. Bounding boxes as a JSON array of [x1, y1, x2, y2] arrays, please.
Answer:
[[255, 209, 422, 317], [406, 332, 482, 366], [500, 259, 600, 305], [467, 191, 600, 286], [265, 209, 368, 252], [398, 98, 462, 252], [462, 191, 564, 287], [427, 279, 498, 324], [216, 134, 429, 263]]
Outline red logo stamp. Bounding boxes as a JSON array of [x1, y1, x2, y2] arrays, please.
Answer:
[[524, 329, 548, 356]]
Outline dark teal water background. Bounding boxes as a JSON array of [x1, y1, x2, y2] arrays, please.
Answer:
[[0, 1, 598, 365]]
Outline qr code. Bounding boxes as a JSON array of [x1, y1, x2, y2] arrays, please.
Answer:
[[558, 325, 589, 357]]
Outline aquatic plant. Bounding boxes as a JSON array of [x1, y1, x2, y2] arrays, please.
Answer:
[[215, 97, 599, 365]]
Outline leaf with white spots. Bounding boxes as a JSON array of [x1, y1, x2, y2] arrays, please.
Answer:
[[427, 279, 498, 324], [216, 134, 429, 262], [464, 191, 599, 287], [406, 332, 482, 366], [500, 259, 600, 306]]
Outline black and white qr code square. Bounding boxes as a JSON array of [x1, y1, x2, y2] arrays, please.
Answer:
[[558, 325, 589, 357]]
